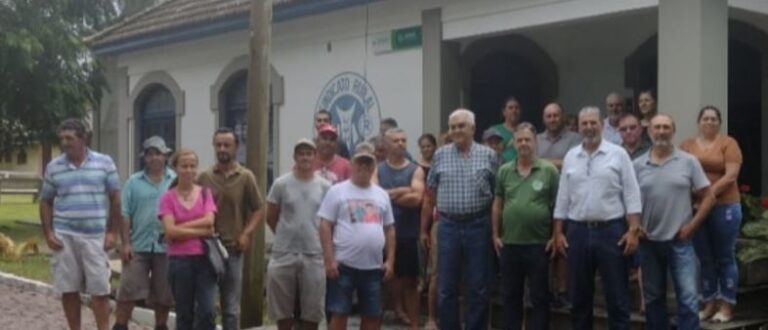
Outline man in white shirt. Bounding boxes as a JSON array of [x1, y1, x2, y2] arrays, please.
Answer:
[[547, 106, 642, 330], [602, 92, 625, 145]]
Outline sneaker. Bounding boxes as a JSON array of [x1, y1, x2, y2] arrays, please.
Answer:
[[155, 325, 170, 330], [111, 324, 128, 330], [551, 292, 571, 309]]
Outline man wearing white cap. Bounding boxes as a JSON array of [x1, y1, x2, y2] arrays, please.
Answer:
[[319, 149, 396, 330], [266, 139, 332, 330], [113, 136, 175, 330]]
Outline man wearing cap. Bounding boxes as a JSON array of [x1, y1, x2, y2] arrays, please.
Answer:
[[266, 139, 331, 330], [426, 109, 498, 330], [319, 149, 396, 330], [376, 128, 425, 329], [197, 128, 264, 330], [40, 119, 121, 330], [483, 127, 505, 164], [113, 136, 175, 330], [314, 110, 350, 159], [314, 123, 352, 185]]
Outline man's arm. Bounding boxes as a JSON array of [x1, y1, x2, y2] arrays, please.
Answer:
[[236, 175, 265, 251], [265, 202, 280, 233], [39, 199, 63, 251], [491, 196, 503, 256], [677, 186, 715, 240], [420, 190, 435, 250], [393, 167, 425, 208], [319, 219, 338, 279], [382, 224, 396, 281], [105, 191, 121, 250]]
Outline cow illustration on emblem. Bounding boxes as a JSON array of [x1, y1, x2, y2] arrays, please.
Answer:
[[315, 72, 381, 152]]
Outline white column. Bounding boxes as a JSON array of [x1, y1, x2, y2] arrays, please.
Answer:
[[658, 0, 728, 141]]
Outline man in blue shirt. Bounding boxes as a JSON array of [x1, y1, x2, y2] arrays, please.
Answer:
[[112, 136, 175, 330], [40, 119, 122, 330]]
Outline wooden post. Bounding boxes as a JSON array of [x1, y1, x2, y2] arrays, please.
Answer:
[[242, 0, 271, 327]]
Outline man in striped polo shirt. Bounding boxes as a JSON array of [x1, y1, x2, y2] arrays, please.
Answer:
[[39, 119, 122, 330]]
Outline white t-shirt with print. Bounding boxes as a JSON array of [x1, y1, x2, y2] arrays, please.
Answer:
[[317, 180, 395, 270]]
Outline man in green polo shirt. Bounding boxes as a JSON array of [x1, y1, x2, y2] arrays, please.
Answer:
[[492, 122, 559, 330]]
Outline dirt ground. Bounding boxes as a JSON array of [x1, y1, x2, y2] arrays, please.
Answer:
[[0, 283, 150, 330]]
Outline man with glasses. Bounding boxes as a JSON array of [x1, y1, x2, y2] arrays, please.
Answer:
[[314, 109, 351, 159], [619, 113, 651, 160]]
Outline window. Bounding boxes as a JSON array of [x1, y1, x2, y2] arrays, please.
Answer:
[[16, 150, 27, 165], [221, 72, 276, 186], [137, 86, 176, 168]]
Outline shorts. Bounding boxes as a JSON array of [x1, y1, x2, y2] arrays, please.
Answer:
[[395, 238, 419, 277], [116, 252, 174, 306], [266, 251, 326, 322], [50, 232, 111, 296], [326, 264, 383, 317]]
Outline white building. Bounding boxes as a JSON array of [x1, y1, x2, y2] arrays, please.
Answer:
[[88, 0, 768, 193]]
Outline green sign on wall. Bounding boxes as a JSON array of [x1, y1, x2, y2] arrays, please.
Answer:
[[392, 26, 422, 50], [373, 26, 422, 54]]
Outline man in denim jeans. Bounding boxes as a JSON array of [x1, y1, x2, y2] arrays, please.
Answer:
[[198, 128, 264, 330], [633, 114, 715, 329], [548, 106, 642, 330], [425, 109, 498, 330], [319, 150, 396, 330]]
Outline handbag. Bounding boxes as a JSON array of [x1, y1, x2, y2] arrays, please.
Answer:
[[200, 187, 229, 277]]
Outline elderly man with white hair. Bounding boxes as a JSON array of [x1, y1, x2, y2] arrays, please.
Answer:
[[547, 106, 643, 330], [424, 109, 498, 330]]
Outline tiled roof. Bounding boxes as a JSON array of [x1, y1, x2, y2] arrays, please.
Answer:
[[86, 0, 295, 47]]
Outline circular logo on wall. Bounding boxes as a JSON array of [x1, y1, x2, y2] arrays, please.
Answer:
[[315, 72, 381, 152]]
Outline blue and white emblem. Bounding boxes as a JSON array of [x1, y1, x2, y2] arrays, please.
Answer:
[[315, 72, 381, 151]]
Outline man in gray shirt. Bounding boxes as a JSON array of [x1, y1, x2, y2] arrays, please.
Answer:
[[266, 139, 331, 330], [634, 114, 715, 330], [537, 102, 581, 169]]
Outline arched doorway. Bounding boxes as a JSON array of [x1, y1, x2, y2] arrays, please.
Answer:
[[461, 34, 558, 138], [624, 20, 767, 193], [219, 70, 277, 186], [135, 85, 176, 169]]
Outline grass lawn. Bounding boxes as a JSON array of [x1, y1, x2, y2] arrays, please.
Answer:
[[0, 194, 50, 282]]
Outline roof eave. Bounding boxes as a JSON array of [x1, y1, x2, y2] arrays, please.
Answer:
[[90, 0, 384, 56]]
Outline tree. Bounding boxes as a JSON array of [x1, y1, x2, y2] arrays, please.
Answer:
[[0, 0, 119, 158]]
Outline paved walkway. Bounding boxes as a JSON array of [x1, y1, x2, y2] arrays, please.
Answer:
[[0, 283, 151, 330]]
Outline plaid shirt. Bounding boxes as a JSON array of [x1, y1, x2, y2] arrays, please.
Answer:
[[426, 142, 498, 215]]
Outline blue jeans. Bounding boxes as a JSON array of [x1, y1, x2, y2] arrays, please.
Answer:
[[567, 219, 631, 330], [219, 250, 243, 330], [437, 215, 491, 330], [640, 239, 699, 330], [499, 244, 550, 330], [694, 203, 741, 304], [168, 256, 217, 330], [326, 263, 383, 317]]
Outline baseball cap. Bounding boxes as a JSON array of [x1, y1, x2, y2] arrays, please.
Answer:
[[351, 150, 376, 163], [141, 136, 172, 155], [317, 123, 338, 138], [294, 138, 316, 152], [482, 128, 503, 141]]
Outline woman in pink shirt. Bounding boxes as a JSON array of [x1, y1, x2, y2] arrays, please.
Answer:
[[158, 149, 217, 330]]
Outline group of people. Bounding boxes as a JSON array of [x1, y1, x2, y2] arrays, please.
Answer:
[[40, 87, 743, 330]]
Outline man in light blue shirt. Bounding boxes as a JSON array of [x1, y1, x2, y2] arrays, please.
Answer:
[[547, 106, 642, 330], [113, 136, 175, 330], [40, 119, 122, 330]]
